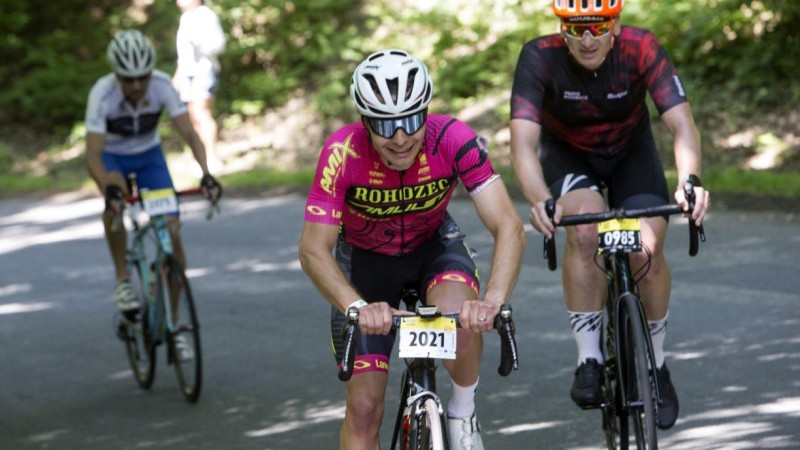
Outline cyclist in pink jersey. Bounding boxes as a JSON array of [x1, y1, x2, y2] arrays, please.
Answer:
[[299, 49, 525, 449], [510, 0, 709, 430]]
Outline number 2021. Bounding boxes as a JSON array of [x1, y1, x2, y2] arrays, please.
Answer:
[[409, 331, 445, 347]]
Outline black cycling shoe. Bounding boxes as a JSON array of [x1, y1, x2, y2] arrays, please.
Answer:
[[570, 358, 604, 409], [655, 363, 679, 429]]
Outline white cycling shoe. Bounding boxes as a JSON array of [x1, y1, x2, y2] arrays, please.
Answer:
[[447, 413, 484, 450], [173, 334, 194, 362], [115, 280, 141, 312]]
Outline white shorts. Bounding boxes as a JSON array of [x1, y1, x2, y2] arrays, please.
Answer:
[[178, 70, 218, 103]]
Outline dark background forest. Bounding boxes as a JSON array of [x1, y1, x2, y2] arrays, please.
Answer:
[[1, 0, 798, 198]]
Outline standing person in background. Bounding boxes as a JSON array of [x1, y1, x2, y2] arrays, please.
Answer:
[[173, 0, 226, 172], [509, 0, 709, 430]]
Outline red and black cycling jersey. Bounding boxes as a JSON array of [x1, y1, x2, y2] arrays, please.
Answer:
[[511, 26, 688, 157]]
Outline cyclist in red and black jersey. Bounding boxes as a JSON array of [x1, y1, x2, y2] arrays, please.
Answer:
[[510, 0, 710, 430], [299, 49, 525, 449]]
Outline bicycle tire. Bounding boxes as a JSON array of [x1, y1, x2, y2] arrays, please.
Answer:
[[409, 398, 445, 450], [123, 264, 156, 389], [161, 256, 203, 403], [601, 329, 620, 449], [621, 294, 658, 450]]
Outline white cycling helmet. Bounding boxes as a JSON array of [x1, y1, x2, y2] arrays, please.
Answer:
[[350, 49, 433, 119], [107, 30, 156, 77]]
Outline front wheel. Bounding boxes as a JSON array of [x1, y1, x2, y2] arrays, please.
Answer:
[[409, 398, 445, 450], [121, 265, 156, 389], [622, 294, 658, 450], [159, 256, 203, 403]]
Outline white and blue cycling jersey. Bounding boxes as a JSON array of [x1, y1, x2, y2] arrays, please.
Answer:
[[85, 70, 186, 156]]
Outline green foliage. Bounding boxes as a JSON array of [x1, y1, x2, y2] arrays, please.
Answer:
[[0, 0, 797, 188], [0, 144, 15, 172]]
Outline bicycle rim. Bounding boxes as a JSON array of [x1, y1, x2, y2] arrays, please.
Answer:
[[622, 295, 658, 450], [410, 399, 445, 450], [163, 258, 203, 403], [123, 265, 156, 389]]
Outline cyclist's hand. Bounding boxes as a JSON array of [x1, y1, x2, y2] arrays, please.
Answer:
[[200, 173, 223, 204], [356, 301, 395, 335], [530, 199, 559, 239], [104, 184, 125, 215], [459, 300, 501, 333], [675, 185, 710, 226]]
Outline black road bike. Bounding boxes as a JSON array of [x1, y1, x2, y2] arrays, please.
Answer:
[[544, 185, 705, 449]]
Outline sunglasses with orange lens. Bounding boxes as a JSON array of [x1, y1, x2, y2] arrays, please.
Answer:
[[562, 20, 614, 40]]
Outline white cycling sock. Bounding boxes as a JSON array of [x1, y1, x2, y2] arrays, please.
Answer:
[[448, 378, 479, 419], [569, 310, 604, 365], [648, 312, 669, 369]]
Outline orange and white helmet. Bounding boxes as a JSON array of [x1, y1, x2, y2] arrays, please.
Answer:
[[553, 0, 624, 20]]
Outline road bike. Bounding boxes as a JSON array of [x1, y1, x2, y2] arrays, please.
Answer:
[[339, 288, 519, 450], [544, 185, 705, 450], [114, 175, 217, 403]]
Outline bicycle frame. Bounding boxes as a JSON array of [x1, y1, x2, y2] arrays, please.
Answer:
[[338, 289, 518, 450], [126, 209, 177, 345], [390, 292, 449, 449], [604, 252, 660, 411], [601, 250, 661, 450]]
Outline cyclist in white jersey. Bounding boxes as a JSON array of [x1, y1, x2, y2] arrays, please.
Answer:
[[85, 30, 221, 312]]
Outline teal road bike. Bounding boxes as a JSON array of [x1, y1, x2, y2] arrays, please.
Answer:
[[115, 175, 217, 403]]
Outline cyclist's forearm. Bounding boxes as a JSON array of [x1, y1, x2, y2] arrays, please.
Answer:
[[664, 103, 702, 181], [85, 133, 110, 190], [299, 234, 362, 312], [482, 222, 525, 306], [303, 259, 361, 312], [510, 119, 550, 205], [174, 113, 210, 175]]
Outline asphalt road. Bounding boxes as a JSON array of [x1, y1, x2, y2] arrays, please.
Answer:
[[0, 193, 798, 449]]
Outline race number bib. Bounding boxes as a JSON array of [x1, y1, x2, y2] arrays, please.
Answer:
[[141, 188, 179, 216], [597, 218, 642, 253], [398, 316, 457, 360]]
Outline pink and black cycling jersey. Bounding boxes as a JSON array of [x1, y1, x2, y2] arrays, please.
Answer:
[[304, 114, 499, 256], [511, 26, 688, 157]]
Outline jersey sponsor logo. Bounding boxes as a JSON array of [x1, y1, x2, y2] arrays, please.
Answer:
[[352, 355, 390, 374], [426, 271, 480, 295], [320, 133, 360, 195], [306, 205, 327, 216], [564, 90, 588, 101], [607, 90, 628, 99], [348, 179, 452, 217]]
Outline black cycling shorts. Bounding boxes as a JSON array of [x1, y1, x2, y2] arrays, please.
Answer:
[[538, 126, 670, 209], [330, 214, 479, 376]]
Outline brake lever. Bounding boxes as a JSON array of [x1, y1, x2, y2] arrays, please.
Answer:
[[544, 198, 557, 271]]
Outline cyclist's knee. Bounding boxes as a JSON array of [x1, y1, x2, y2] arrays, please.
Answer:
[[631, 251, 668, 280], [347, 393, 384, 432], [565, 225, 599, 256]]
